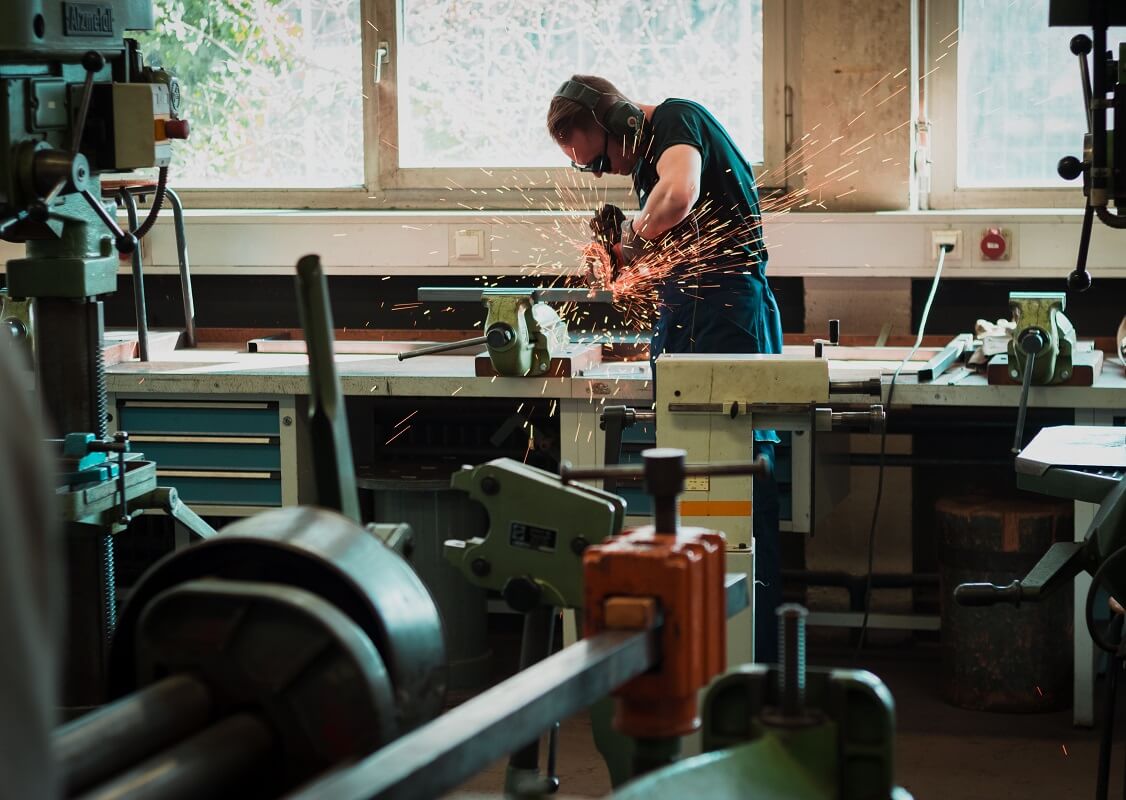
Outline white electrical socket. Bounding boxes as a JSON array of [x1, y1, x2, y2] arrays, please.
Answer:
[[930, 230, 963, 261]]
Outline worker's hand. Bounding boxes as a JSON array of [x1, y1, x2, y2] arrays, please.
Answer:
[[590, 204, 626, 249], [619, 218, 643, 267], [1111, 597, 1124, 616]]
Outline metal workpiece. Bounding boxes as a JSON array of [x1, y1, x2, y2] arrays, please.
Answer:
[[295, 255, 362, 523], [107, 506, 447, 734], [286, 628, 659, 800], [53, 674, 214, 796], [446, 457, 625, 609], [814, 405, 887, 434], [417, 287, 614, 304]]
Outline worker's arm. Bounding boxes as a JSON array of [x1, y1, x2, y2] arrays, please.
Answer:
[[632, 144, 702, 240]]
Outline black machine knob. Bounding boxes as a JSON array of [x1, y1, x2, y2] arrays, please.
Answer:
[[1070, 34, 1093, 56], [502, 576, 543, 613], [485, 324, 516, 349], [1058, 156, 1084, 181], [1069, 269, 1093, 292], [1017, 327, 1048, 356]]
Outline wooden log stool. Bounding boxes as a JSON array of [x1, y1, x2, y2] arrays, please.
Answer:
[[937, 494, 1074, 711]]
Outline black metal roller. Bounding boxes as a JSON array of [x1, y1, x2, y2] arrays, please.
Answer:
[[107, 507, 448, 733]]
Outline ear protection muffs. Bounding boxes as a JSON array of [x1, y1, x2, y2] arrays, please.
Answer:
[[554, 79, 644, 140]]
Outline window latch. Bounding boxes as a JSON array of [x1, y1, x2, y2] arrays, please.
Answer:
[[375, 41, 390, 84]]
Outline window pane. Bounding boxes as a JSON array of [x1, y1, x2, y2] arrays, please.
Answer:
[[958, 0, 1123, 188], [397, 0, 763, 169], [135, 0, 363, 188]]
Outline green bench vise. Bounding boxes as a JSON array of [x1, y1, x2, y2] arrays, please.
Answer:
[[399, 287, 611, 378], [616, 605, 912, 800]]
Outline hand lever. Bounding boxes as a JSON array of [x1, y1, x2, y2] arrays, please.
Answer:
[[79, 188, 137, 254], [954, 581, 1023, 607]]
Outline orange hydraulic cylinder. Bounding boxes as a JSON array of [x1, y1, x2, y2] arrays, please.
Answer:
[[583, 525, 726, 738]]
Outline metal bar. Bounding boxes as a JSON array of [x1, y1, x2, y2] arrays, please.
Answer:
[[119, 188, 150, 362], [508, 606, 558, 775], [804, 611, 940, 631], [53, 675, 213, 796], [286, 629, 658, 800], [560, 457, 768, 484], [295, 255, 361, 523], [396, 336, 487, 360], [249, 338, 484, 356], [165, 189, 197, 348], [77, 713, 274, 800], [416, 287, 613, 304]]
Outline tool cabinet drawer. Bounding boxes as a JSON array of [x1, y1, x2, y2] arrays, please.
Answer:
[[129, 435, 281, 471], [156, 470, 283, 506], [117, 400, 280, 436], [113, 397, 289, 510]]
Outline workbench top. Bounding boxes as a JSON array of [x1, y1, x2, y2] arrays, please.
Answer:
[[105, 338, 1126, 410]]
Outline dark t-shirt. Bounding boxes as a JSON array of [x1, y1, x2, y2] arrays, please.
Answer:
[[633, 99, 782, 442], [631, 98, 781, 355]]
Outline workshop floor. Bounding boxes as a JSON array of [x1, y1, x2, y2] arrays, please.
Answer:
[[445, 636, 1121, 800]]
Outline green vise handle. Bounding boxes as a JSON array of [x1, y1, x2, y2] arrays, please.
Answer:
[[445, 457, 625, 610], [1007, 292, 1076, 385]]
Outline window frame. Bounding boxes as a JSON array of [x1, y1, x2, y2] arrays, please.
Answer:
[[924, 0, 1090, 209], [174, 0, 789, 209]]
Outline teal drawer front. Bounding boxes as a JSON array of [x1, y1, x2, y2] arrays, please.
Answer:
[[118, 402, 279, 435], [134, 438, 281, 471], [157, 472, 282, 506], [621, 421, 657, 444]]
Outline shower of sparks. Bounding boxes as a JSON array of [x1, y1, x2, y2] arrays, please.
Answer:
[[362, 29, 968, 369]]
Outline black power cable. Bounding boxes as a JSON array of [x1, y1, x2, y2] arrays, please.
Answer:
[[854, 243, 950, 659]]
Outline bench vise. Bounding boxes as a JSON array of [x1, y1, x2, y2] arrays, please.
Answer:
[[398, 287, 610, 377]]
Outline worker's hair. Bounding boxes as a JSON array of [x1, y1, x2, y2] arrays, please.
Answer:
[[546, 75, 629, 142]]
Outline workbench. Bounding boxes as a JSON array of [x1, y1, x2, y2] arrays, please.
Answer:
[[106, 340, 1126, 727]]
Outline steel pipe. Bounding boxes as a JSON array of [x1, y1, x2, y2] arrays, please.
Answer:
[[77, 713, 274, 800], [54, 674, 214, 795]]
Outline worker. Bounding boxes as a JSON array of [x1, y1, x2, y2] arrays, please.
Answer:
[[547, 75, 784, 662]]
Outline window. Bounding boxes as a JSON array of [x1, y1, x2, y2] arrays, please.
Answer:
[[134, 0, 786, 206], [394, 0, 765, 170], [136, 0, 364, 188], [927, 0, 1124, 206]]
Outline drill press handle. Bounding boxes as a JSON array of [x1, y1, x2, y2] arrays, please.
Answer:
[[954, 541, 1087, 607]]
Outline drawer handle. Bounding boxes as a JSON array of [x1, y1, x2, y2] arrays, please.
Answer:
[[121, 401, 272, 410], [132, 435, 275, 445], [158, 470, 275, 480]]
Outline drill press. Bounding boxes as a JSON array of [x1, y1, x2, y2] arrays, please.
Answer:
[[0, 0, 197, 710]]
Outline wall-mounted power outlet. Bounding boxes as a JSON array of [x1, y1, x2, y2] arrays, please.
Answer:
[[930, 229, 963, 261]]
